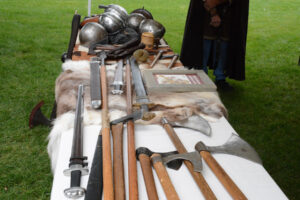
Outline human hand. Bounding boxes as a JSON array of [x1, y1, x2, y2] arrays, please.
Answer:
[[204, 0, 218, 11], [210, 15, 221, 27]]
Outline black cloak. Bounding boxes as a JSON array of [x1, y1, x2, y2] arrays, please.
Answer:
[[180, 0, 249, 81]]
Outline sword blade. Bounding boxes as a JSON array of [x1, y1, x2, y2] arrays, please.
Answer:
[[71, 84, 84, 160], [130, 57, 149, 104]]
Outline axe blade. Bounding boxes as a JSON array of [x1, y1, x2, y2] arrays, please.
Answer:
[[162, 151, 203, 172], [170, 115, 212, 136], [196, 133, 262, 165]]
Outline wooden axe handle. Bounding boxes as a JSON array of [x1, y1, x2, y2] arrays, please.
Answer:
[[101, 65, 114, 200], [138, 154, 159, 200], [151, 154, 180, 200], [126, 60, 139, 200], [112, 123, 125, 200], [200, 151, 247, 200], [163, 123, 217, 200]]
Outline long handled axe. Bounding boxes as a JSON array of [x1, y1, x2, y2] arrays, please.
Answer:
[[100, 51, 114, 200], [161, 117, 217, 200], [136, 147, 182, 200], [194, 133, 262, 200], [111, 122, 125, 200], [151, 154, 180, 200], [125, 58, 139, 200]]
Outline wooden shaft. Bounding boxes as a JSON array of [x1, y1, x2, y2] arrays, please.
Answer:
[[151, 154, 180, 200], [138, 154, 159, 200], [200, 151, 247, 200], [162, 123, 217, 200], [126, 60, 139, 200], [112, 123, 125, 200], [101, 65, 114, 200]]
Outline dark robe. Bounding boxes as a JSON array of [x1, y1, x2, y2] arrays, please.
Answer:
[[180, 0, 249, 81]]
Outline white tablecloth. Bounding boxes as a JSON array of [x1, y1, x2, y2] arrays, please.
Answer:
[[50, 117, 288, 199]]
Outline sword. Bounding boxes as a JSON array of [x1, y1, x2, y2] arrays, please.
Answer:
[[111, 60, 124, 95], [130, 57, 155, 121], [90, 57, 101, 109], [63, 84, 89, 199]]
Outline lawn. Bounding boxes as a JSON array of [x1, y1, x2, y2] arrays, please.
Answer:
[[0, 0, 299, 199]]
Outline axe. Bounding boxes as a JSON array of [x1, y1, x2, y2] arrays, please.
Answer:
[[136, 147, 183, 200], [164, 133, 262, 200], [29, 101, 57, 129], [151, 154, 180, 200], [195, 133, 262, 200], [161, 117, 217, 200], [111, 123, 125, 200]]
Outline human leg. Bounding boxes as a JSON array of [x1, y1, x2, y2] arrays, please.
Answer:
[[202, 39, 213, 73]]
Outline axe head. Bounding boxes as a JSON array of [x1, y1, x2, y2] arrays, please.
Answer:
[[169, 115, 212, 136], [29, 101, 51, 129], [136, 147, 183, 170], [195, 133, 262, 165], [162, 151, 203, 172]]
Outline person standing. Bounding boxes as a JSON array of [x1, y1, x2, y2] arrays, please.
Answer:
[[180, 0, 250, 90]]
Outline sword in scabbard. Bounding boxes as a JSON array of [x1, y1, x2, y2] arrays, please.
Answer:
[[63, 84, 89, 199], [111, 60, 124, 95], [90, 57, 101, 109]]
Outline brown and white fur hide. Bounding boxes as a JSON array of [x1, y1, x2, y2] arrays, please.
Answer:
[[47, 60, 227, 172]]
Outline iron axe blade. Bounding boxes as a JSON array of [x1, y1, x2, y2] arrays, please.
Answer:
[[195, 133, 262, 164], [168, 115, 212, 136]]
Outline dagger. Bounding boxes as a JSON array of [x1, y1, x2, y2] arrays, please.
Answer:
[[111, 60, 124, 95]]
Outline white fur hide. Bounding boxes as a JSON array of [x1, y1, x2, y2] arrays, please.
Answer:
[[47, 60, 227, 172]]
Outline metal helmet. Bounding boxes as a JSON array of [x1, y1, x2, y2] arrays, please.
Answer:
[[139, 19, 166, 39], [99, 12, 125, 33], [99, 4, 128, 22], [126, 13, 146, 31], [79, 22, 108, 47], [131, 7, 153, 19]]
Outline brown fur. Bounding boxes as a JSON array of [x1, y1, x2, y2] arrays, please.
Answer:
[[55, 62, 227, 124]]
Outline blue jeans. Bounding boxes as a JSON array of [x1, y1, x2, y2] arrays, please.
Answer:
[[202, 39, 228, 81]]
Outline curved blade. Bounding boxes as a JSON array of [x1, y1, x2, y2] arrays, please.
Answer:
[[170, 115, 211, 136], [197, 133, 262, 165], [162, 151, 203, 172]]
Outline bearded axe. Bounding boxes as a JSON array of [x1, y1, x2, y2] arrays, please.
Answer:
[[151, 153, 180, 200], [63, 84, 89, 199], [161, 117, 217, 200], [136, 147, 182, 200], [194, 133, 262, 200]]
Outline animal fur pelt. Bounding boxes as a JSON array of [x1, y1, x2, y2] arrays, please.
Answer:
[[57, 60, 227, 123], [48, 60, 227, 172]]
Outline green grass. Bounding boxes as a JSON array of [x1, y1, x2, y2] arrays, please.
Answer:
[[0, 0, 299, 199]]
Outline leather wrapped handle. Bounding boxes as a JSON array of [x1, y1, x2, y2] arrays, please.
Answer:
[[126, 60, 139, 200], [151, 154, 180, 200], [112, 123, 125, 200], [200, 151, 247, 200], [138, 154, 159, 200], [101, 64, 114, 200], [67, 14, 81, 60], [162, 123, 217, 200]]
